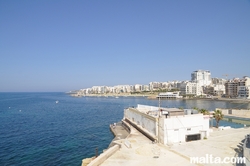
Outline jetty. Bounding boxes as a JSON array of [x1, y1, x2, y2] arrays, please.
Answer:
[[83, 121, 250, 166]]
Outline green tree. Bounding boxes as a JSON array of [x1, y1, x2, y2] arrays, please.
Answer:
[[193, 107, 199, 111], [213, 109, 224, 128], [199, 108, 210, 115]]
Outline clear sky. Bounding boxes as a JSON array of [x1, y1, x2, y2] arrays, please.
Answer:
[[1, 0, 250, 92]]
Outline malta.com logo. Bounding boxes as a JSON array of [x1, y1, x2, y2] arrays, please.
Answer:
[[190, 154, 246, 164]]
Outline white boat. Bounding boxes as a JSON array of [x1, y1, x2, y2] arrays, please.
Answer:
[[55, 100, 59, 104]]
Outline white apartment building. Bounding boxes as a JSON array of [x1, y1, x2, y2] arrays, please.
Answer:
[[213, 84, 225, 95], [114, 85, 132, 93], [113, 85, 123, 93], [169, 81, 180, 89], [124, 104, 210, 144], [179, 81, 203, 96], [149, 82, 162, 91], [142, 85, 150, 91], [238, 76, 250, 99], [134, 84, 142, 92], [191, 70, 212, 86], [123, 85, 132, 93]]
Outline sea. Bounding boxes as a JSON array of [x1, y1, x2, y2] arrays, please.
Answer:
[[0, 92, 249, 166]]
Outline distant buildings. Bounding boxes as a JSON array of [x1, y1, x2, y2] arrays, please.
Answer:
[[191, 70, 212, 86], [225, 76, 250, 99], [203, 78, 226, 96], [179, 81, 202, 96], [179, 70, 212, 96], [75, 70, 249, 99], [157, 92, 182, 99]]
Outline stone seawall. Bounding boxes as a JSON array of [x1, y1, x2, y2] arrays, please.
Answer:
[[82, 144, 120, 166], [82, 121, 130, 166], [109, 121, 129, 148]]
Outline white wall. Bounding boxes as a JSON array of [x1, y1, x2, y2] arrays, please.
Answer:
[[124, 108, 157, 136], [219, 108, 250, 117], [124, 107, 210, 145], [137, 104, 159, 111], [163, 114, 209, 144]]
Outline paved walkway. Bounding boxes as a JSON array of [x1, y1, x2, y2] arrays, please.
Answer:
[[101, 124, 250, 166], [170, 128, 250, 166], [102, 121, 199, 166], [109, 121, 129, 148]]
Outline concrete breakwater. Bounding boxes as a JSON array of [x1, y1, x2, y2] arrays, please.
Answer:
[[81, 121, 131, 166], [82, 120, 250, 166], [82, 105, 250, 166], [109, 121, 130, 148]]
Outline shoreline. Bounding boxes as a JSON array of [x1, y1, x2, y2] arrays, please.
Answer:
[[69, 93, 250, 103]]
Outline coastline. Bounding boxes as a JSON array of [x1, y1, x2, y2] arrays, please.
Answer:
[[69, 93, 250, 103]]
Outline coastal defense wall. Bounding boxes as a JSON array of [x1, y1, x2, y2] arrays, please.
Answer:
[[124, 108, 158, 137], [85, 145, 120, 166], [163, 114, 209, 144], [218, 108, 250, 117]]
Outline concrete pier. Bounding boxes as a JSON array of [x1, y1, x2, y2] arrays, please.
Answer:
[[109, 121, 129, 148], [83, 121, 250, 166], [83, 111, 250, 166], [101, 127, 250, 166]]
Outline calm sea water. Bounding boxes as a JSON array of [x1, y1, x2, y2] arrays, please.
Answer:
[[0, 93, 249, 166]]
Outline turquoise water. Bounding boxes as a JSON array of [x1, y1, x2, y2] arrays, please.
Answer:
[[0, 93, 248, 166]]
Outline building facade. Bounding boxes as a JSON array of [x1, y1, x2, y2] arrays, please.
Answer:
[[225, 76, 250, 99], [179, 82, 203, 96], [225, 79, 238, 98], [157, 92, 182, 99], [191, 70, 212, 86], [124, 104, 210, 145], [237, 76, 250, 99]]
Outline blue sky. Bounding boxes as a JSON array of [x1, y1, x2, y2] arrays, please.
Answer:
[[1, 0, 250, 92]]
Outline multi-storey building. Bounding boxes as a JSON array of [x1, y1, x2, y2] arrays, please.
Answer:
[[134, 84, 142, 92], [237, 76, 250, 99], [191, 70, 212, 86], [142, 85, 150, 91], [179, 81, 202, 96], [225, 76, 250, 99], [149, 82, 162, 91], [225, 79, 239, 98], [203, 84, 225, 96]]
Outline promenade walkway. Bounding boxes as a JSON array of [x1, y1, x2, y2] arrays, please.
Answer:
[[101, 124, 250, 166], [101, 121, 197, 166], [109, 122, 129, 148]]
